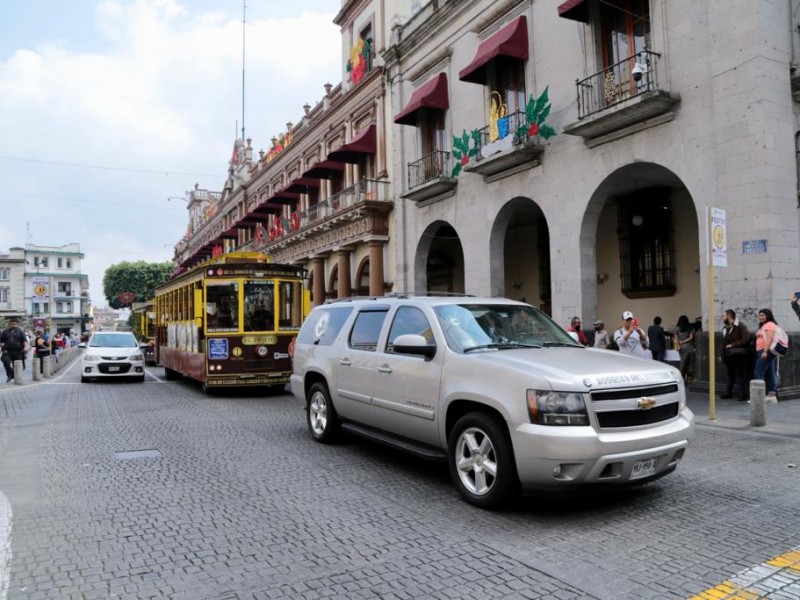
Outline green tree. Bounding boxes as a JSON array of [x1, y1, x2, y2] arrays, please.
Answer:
[[103, 261, 174, 308]]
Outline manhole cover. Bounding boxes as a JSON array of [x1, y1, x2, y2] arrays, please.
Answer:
[[114, 449, 162, 460]]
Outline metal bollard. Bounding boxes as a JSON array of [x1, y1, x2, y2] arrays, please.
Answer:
[[43, 355, 52, 378], [13, 360, 23, 385], [32, 358, 41, 381], [749, 379, 766, 427]]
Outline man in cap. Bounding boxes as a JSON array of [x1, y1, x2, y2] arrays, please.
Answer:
[[593, 319, 611, 349], [614, 311, 649, 358]]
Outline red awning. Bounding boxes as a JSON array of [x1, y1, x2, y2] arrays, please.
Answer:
[[327, 124, 376, 164], [458, 16, 529, 84], [285, 177, 321, 193], [557, 0, 588, 22], [252, 202, 283, 215], [394, 73, 449, 126], [219, 227, 239, 240], [302, 159, 345, 179], [267, 190, 300, 206]]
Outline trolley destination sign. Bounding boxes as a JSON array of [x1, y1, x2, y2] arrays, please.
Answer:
[[204, 265, 305, 279]]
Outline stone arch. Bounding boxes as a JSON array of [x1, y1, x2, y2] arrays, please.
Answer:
[[414, 221, 464, 294]]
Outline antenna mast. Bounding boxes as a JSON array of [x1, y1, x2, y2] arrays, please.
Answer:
[[241, 0, 246, 141]]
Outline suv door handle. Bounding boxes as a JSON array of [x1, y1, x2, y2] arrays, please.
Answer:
[[377, 364, 392, 373], [339, 358, 352, 366]]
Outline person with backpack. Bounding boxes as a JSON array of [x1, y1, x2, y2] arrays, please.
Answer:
[[1, 318, 29, 383], [754, 308, 780, 402]]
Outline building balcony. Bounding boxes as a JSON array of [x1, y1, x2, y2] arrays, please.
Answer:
[[401, 151, 457, 203], [563, 50, 680, 146], [463, 110, 545, 180]]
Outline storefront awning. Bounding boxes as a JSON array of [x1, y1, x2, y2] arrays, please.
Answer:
[[327, 124, 376, 164], [219, 227, 239, 240], [302, 159, 345, 179], [557, 0, 588, 22], [394, 73, 449, 126], [251, 202, 284, 215], [284, 177, 321, 193], [458, 16, 529, 84]]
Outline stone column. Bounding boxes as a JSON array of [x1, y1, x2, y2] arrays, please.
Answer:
[[337, 249, 352, 299], [311, 256, 326, 308], [368, 240, 385, 297]]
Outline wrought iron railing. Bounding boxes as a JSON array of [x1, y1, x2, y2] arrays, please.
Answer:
[[298, 179, 391, 229], [407, 151, 450, 189], [575, 49, 661, 119], [475, 109, 529, 148]]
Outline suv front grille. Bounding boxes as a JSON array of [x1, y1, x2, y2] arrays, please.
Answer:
[[590, 383, 679, 401], [596, 402, 679, 428]]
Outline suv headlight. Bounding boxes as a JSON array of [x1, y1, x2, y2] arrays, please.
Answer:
[[527, 390, 589, 426]]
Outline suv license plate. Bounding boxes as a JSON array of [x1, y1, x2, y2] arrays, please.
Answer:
[[108, 366, 120, 372], [631, 457, 658, 480]]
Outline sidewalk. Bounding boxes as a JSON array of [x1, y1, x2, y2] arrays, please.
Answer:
[[0, 353, 33, 388], [687, 388, 800, 439]]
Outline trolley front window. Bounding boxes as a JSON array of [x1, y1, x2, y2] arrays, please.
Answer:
[[244, 281, 275, 332], [206, 281, 239, 332]]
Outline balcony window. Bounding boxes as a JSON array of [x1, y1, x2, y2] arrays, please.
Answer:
[[0, 268, 8, 280], [487, 57, 526, 117], [0, 287, 8, 303], [618, 189, 675, 297]]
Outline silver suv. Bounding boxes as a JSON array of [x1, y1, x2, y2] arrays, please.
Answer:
[[290, 296, 694, 508]]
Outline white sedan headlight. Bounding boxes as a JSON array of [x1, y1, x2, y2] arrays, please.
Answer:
[[129, 353, 144, 361], [83, 355, 100, 363], [527, 390, 589, 426]]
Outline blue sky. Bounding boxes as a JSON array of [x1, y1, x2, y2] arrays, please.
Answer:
[[0, 0, 341, 307]]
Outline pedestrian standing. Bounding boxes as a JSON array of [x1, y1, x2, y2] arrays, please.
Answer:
[[1, 318, 29, 382], [719, 309, 750, 401], [567, 316, 589, 346], [647, 316, 666, 361], [614, 311, 649, 358], [753, 308, 779, 402], [33, 330, 51, 374], [593, 320, 611, 349], [674, 315, 696, 384], [791, 294, 800, 322]]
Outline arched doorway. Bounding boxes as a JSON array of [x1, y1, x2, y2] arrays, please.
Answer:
[[582, 162, 700, 334], [328, 265, 339, 300], [414, 222, 465, 294], [355, 257, 370, 296], [490, 197, 551, 314]]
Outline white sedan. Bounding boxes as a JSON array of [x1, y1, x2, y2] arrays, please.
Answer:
[[81, 331, 145, 383]]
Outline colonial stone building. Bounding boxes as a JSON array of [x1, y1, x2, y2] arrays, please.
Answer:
[[383, 0, 800, 394], [173, 0, 402, 305], [171, 0, 800, 394]]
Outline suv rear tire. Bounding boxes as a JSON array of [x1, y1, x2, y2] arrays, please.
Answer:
[[307, 381, 340, 443], [448, 412, 519, 509]]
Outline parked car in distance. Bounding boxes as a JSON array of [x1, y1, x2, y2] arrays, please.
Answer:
[[81, 331, 146, 383], [291, 295, 695, 509]]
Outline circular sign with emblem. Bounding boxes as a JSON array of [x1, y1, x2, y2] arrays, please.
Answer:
[[232, 347, 242, 357], [256, 346, 268, 357], [713, 224, 725, 250], [34, 284, 47, 296], [314, 312, 330, 339]]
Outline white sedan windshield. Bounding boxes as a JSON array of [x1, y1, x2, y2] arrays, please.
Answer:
[[89, 334, 137, 348]]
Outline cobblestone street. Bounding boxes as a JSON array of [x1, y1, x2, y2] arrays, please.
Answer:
[[1, 366, 799, 599]]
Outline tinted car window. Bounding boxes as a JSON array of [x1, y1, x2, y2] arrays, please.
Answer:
[[386, 306, 434, 352], [348, 310, 388, 351], [296, 307, 353, 346]]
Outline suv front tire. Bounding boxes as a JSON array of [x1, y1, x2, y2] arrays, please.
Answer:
[[448, 412, 519, 509]]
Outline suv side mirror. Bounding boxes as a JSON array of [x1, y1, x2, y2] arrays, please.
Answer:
[[392, 334, 436, 359]]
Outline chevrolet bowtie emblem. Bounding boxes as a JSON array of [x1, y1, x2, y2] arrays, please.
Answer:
[[637, 397, 657, 410]]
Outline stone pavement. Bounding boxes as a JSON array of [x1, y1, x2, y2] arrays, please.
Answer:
[[686, 387, 800, 439]]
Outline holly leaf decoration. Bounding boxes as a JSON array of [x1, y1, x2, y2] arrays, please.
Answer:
[[538, 124, 557, 139]]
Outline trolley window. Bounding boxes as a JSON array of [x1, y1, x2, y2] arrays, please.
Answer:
[[206, 281, 239, 332], [244, 281, 275, 332]]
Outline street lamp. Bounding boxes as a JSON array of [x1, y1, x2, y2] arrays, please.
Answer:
[[167, 196, 190, 203]]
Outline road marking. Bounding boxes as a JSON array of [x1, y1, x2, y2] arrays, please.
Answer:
[[688, 548, 800, 599], [0, 491, 11, 600]]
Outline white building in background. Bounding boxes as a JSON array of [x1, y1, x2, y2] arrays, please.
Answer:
[[24, 243, 91, 335], [0, 247, 26, 322]]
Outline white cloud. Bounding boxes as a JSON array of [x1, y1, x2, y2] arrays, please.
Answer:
[[0, 0, 341, 307]]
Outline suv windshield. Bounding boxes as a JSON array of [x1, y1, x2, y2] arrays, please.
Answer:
[[434, 303, 580, 352]]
